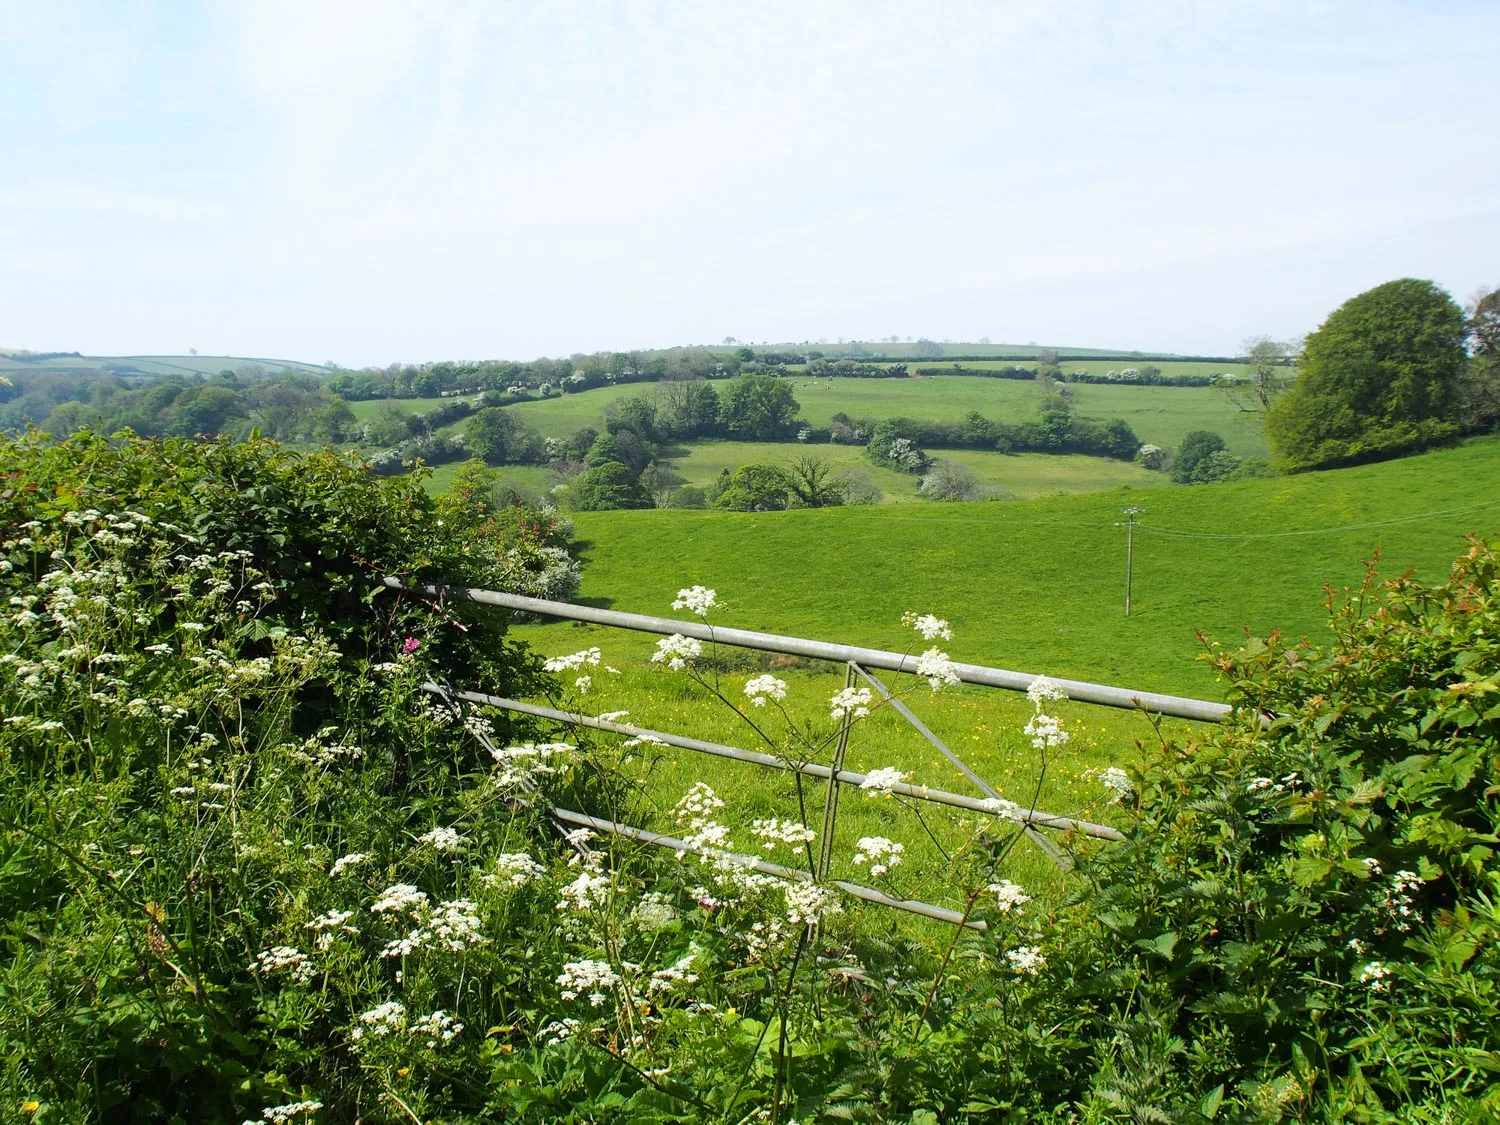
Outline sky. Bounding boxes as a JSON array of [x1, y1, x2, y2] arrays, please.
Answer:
[[3, 0, 1497, 365]]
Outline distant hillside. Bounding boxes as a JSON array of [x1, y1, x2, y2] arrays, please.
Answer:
[[0, 353, 331, 378]]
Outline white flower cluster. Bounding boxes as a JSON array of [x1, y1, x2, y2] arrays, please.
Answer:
[[980, 796, 1025, 822], [1006, 945, 1046, 976], [651, 633, 702, 670], [253, 945, 316, 984], [1358, 961, 1392, 992], [304, 909, 359, 949], [353, 1000, 407, 1038], [540, 1018, 580, 1046], [672, 585, 718, 617], [673, 783, 733, 851], [328, 852, 368, 878], [486, 852, 547, 888], [1376, 869, 1422, 934], [544, 647, 602, 673], [1025, 713, 1070, 751], [784, 882, 842, 928], [557, 958, 622, 1006], [558, 870, 612, 914], [489, 741, 571, 792], [242, 1100, 323, 1125], [743, 673, 788, 707], [418, 826, 466, 853], [830, 686, 873, 721], [630, 891, 678, 932], [751, 817, 816, 853], [1026, 676, 1068, 706], [647, 949, 700, 995], [1082, 766, 1131, 798], [379, 897, 486, 958], [988, 880, 1031, 913], [851, 836, 904, 878], [860, 766, 910, 796], [902, 611, 953, 641], [410, 1009, 464, 1046], [915, 647, 960, 689], [371, 883, 428, 915]]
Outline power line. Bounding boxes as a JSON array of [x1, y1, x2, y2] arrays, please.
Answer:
[[1135, 499, 1500, 541]]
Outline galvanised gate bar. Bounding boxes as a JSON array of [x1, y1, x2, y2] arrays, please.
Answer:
[[385, 577, 1229, 930]]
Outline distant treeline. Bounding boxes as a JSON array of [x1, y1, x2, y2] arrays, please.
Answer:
[[843, 412, 1141, 462]]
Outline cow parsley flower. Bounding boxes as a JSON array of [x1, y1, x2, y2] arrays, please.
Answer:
[[1083, 766, 1130, 798], [651, 634, 702, 670], [410, 1010, 464, 1046], [489, 852, 547, 887], [784, 882, 841, 928], [371, 884, 428, 915], [851, 836, 904, 878], [743, 673, 788, 706], [673, 782, 725, 826], [353, 1001, 407, 1038], [860, 766, 909, 796], [630, 891, 678, 932], [1359, 961, 1392, 992], [672, 586, 718, 617], [540, 1018, 580, 1046], [424, 899, 486, 951], [557, 959, 621, 1005], [244, 1100, 324, 1125], [544, 647, 602, 673], [1006, 945, 1046, 976], [1025, 713, 1069, 751], [751, 817, 816, 852], [980, 797, 1025, 822], [1026, 676, 1068, 706], [253, 946, 316, 984], [915, 647, 961, 689], [830, 686, 873, 721], [902, 611, 953, 640], [328, 852, 368, 877], [418, 826, 465, 852], [558, 870, 611, 913], [988, 880, 1031, 913]]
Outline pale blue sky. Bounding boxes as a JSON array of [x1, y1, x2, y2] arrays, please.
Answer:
[[3, 1, 1496, 364]]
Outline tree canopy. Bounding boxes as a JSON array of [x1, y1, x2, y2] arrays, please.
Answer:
[[1265, 278, 1467, 472]]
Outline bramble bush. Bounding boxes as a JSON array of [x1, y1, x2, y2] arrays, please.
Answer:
[[2, 429, 1498, 1122]]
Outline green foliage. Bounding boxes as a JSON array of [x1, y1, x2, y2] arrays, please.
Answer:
[[1172, 431, 1241, 484], [717, 374, 801, 441], [714, 463, 793, 511], [568, 462, 653, 511], [1266, 279, 1468, 472], [463, 406, 546, 466]]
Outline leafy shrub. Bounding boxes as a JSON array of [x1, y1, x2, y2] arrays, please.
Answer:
[[919, 460, 983, 501], [567, 462, 653, 511], [714, 463, 793, 511]]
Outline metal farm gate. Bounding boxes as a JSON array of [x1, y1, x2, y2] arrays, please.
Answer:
[[384, 578, 1231, 930]]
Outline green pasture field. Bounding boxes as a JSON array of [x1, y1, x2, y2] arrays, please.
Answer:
[[485, 375, 1270, 457], [420, 459, 554, 496], [346, 395, 457, 422], [661, 439, 1168, 501], [490, 436, 1500, 910]]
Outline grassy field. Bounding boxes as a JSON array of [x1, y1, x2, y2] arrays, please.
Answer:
[[662, 439, 1168, 501], [491, 376, 1270, 457], [480, 437, 1500, 908]]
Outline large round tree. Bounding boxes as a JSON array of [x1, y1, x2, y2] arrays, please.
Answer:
[[1265, 278, 1467, 472]]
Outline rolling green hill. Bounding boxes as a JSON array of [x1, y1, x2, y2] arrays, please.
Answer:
[[513, 436, 1500, 698]]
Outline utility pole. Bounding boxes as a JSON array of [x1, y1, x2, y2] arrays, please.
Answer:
[[1115, 506, 1143, 616]]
